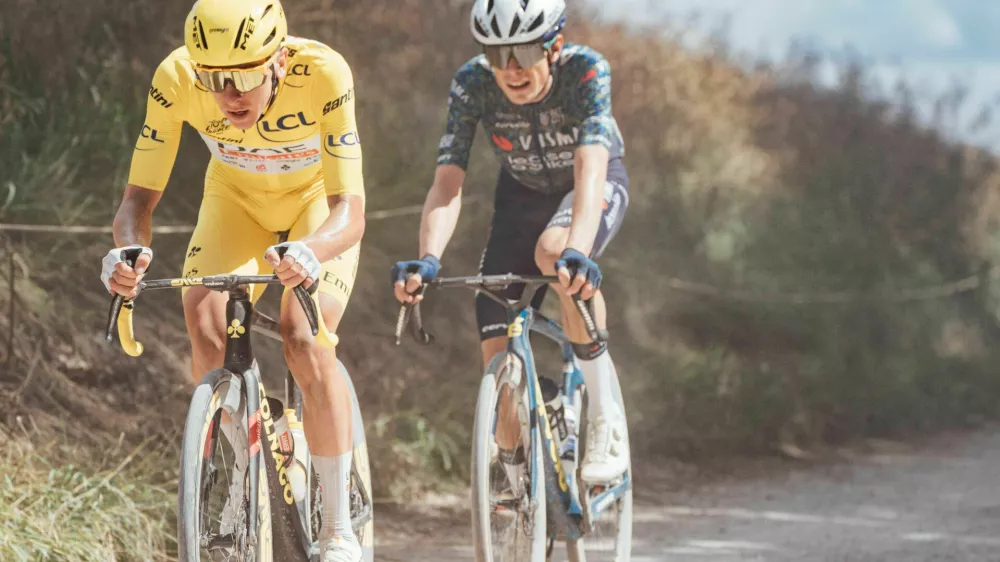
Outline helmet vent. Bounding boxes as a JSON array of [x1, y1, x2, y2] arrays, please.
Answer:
[[509, 14, 521, 37], [487, 0, 495, 13], [490, 14, 502, 37], [197, 20, 209, 51], [521, 0, 530, 8], [262, 27, 277, 47], [526, 12, 544, 33], [473, 17, 489, 38], [233, 18, 247, 49], [262, 4, 274, 17]]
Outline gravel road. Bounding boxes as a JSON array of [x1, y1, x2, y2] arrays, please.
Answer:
[[376, 428, 1000, 561]]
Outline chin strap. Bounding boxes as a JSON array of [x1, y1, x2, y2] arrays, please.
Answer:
[[256, 70, 282, 124]]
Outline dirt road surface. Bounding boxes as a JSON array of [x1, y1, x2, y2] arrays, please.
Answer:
[[376, 427, 1000, 561]]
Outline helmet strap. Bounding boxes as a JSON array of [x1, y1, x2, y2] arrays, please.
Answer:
[[256, 67, 281, 123]]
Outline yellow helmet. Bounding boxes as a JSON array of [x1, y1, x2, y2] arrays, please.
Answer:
[[184, 0, 288, 68]]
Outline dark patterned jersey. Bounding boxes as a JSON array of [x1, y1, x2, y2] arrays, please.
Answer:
[[437, 43, 625, 194]]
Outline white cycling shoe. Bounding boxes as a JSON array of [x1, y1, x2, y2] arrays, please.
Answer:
[[321, 536, 362, 562], [580, 415, 629, 484]]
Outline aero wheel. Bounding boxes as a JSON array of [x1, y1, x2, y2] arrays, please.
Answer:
[[178, 368, 272, 562], [342, 360, 375, 561], [294, 361, 374, 561]]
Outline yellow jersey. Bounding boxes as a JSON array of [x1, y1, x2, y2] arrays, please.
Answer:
[[128, 36, 364, 200]]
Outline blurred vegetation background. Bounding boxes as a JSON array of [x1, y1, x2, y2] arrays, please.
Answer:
[[4, 0, 1000, 558]]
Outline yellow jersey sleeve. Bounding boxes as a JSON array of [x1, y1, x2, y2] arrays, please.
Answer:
[[312, 51, 365, 200], [127, 55, 186, 191]]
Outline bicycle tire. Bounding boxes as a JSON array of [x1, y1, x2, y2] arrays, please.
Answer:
[[471, 354, 548, 562], [471, 354, 504, 562], [342, 360, 376, 561], [283, 361, 375, 562], [526, 409, 549, 561], [565, 368, 634, 562], [178, 368, 271, 562]]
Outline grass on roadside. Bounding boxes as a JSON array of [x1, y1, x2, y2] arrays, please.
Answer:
[[0, 434, 177, 562]]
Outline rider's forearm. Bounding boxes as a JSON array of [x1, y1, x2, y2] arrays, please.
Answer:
[[112, 184, 162, 248], [566, 145, 610, 255], [419, 165, 466, 259], [303, 194, 365, 262]]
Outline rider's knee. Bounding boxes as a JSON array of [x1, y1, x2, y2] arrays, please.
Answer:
[[280, 321, 316, 360], [534, 237, 564, 275], [183, 294, 225, 356]]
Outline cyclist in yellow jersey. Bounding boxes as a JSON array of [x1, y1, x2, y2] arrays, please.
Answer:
[[99, 0, 366, 560]]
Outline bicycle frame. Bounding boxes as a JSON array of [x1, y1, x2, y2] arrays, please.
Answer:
[[505, 305, 582, 540], [396, 273, 632, 538], [507, 305, 632, 538], [104, 249, 336, 560]]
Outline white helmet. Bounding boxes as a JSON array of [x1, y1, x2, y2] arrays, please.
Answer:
[[470, 0, 567, 46]]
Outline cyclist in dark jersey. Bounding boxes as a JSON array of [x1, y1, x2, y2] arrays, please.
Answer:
[[391, 0, 630, 484]]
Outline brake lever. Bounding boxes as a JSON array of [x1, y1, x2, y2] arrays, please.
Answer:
[[272, 245, 322, 337], [394, 302, 412, 346], [409, 299, 434, 346], [572, 294, 609, 343], [105, 247, 145, 343], [393, 281, 433, 346]]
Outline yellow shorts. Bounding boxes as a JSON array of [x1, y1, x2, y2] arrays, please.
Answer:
[[181, 165, 360, 306]]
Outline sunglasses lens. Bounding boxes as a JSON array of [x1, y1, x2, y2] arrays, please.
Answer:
[[483, 44, 547, 69], [196, 67, 269, 93], [483, 46, 511, 68], [512, 44, 546, 68], [232, 71, 268, 92], [197, 70, 226, 92]]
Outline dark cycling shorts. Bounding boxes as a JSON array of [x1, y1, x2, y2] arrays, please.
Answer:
[[475, 158, 630, 341]]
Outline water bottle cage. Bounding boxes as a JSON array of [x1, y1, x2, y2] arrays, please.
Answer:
[[277, 431, 296, 468]]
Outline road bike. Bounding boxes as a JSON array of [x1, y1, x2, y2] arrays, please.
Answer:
[[105, 247, 375, 562], [395, 274, 632, 561]]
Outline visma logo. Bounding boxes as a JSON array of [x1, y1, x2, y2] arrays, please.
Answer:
[[261, 111, 315, 132], [324, 132, 361, 159]]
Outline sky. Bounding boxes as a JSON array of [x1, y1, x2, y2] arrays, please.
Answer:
[[586, 0, 1000, 151]]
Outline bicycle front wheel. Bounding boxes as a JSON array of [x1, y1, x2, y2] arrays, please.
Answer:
[[471, 353, 548, 562], [178, 368, 272, 562], [566, 365, 634, 562]]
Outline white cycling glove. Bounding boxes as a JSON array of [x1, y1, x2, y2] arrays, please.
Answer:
[[267, 241, 322, 284], [100, 245, 153, 292]]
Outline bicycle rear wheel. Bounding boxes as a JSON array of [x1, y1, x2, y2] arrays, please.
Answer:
[[471, 353, 548, 562], [287, 361, 375, 561], [178, 368, 271, 562], [342, 361, 376, 561]]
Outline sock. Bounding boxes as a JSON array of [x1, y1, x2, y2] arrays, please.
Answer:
[[314, 452, 356, 545], [577, 349, 623, 422]]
